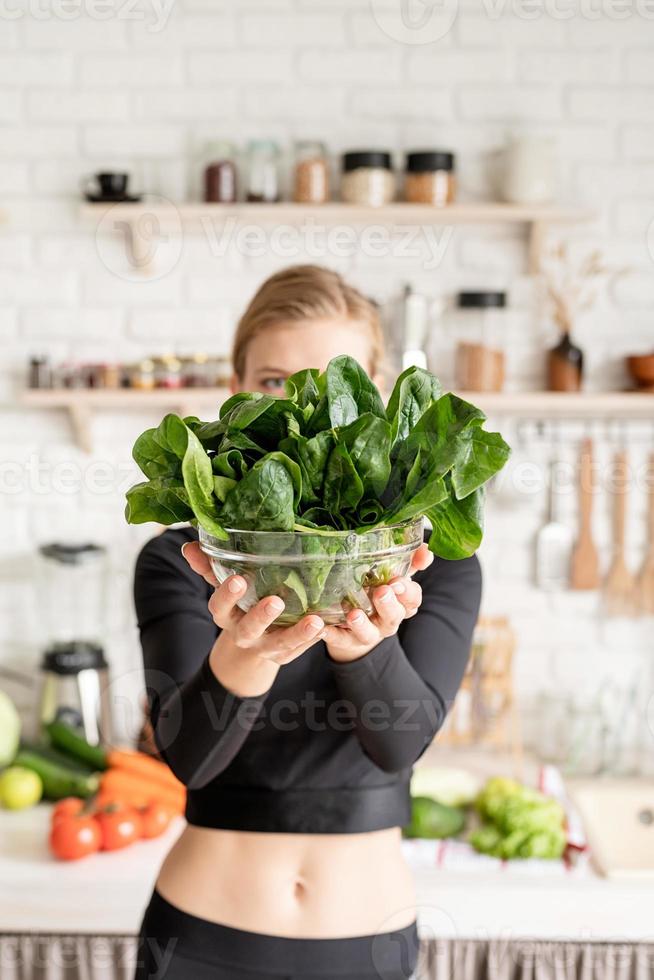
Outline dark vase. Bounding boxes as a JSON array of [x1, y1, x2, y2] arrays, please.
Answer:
[[547, 331, 583, 392]]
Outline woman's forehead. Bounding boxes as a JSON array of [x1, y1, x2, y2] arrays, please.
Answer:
[[245, 319, 373, 375]]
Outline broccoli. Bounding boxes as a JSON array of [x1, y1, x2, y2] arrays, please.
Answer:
[[470, 777, 567, 861]]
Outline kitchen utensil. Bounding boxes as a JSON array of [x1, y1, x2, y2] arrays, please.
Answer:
[[39, 543, 107, 645], [401, 284, 428, 371], [38, 642, 113, 746], [536, 456, 573, 590], [36, 542, 113, 744], [637, 453, 654, 615], [570, 438, 600, 590], [602, 450, 637, 616]]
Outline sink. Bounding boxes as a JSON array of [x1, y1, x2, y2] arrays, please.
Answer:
[[568, 779, 654, 878]]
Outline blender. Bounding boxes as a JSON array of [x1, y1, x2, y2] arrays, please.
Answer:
[[36, 542, 113, 746]]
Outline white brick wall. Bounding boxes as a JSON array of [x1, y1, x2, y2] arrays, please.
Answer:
[[1, 1, 653, 754]]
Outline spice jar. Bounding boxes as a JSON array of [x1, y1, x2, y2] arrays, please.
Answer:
[[293, 141, 329, 204], [182, 353, 211, 388], [453, 292, 507, 393], [404, 151, 455, 206], [131, 358, 155, 390], [29, 355, 52, 389], [154, 355, 182, 389], [203, 141, 238, 204], [341, 151, 395, 207], [245, 140, 281, 203]]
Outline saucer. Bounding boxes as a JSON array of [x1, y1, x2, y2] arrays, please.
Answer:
[[84, 192, 143, 204]]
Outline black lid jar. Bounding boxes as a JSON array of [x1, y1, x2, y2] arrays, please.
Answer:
[[404, 150, 456, 206], [453, 291, 508, 392], [341, 150, 395, 207]]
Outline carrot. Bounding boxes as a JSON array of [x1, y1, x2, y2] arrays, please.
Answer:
[[99, 770, 185, 813], [106, 749, 184, 794]]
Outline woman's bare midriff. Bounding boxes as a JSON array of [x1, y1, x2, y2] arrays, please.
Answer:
[[155, 824, 416, 938]]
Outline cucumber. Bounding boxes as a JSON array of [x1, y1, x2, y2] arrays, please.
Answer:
[[14, 745, 100, 800], [45, 721, 108, 772], [35, 742, 95, 776]]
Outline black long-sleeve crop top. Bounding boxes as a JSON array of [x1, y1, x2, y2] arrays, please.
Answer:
[[134, 526, 481, 835]]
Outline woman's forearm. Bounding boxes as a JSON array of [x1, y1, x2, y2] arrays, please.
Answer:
[[330, 636, 446, 773], [209, 632, 279, 698], [151, 640, 271, 790]]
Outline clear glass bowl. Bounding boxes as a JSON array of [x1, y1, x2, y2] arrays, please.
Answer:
[[198, 518, 424, 626]]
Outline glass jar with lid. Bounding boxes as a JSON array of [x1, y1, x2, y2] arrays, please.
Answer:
[[404, 150, 455, 206], [203, 141, 238, 204], [293, 140, 329, 204], [340, 151, 395, 207], [245, 140, 281, 203], [153, 355, 182, 389], [181, 353, 211, 388], [453, 292, 507, 392]]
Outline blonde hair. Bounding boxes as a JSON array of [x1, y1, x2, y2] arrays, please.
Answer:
[[231, 264, 385, 380]]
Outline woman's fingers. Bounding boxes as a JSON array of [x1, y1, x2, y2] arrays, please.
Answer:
[[389, 577, 423, 618], [265, 615, 326, 664], [410, 542, 433, 575], [371, 585, 405, 634], [234, 595, 286, 647], [343, 608, 380, 646], [207, 575, 248, 629], [181, 540, 219, 587]]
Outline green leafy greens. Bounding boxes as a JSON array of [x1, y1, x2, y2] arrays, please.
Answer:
[[125, 356, 510, 560]]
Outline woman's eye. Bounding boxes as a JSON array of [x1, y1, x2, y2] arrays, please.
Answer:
[[260, 377, 286, 391]]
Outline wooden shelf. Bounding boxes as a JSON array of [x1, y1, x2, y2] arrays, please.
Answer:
[[79, 201, 593, 274], [21, 387, 654, 452], [458, 391, 654, 419], [20, 387, 230, 453]]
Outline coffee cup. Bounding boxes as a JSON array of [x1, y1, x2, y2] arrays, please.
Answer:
[[82, 172, 130, 200]]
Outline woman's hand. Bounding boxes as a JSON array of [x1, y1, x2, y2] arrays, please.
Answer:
[[182, 541, 326, 697], [324, 543, 433, 664]]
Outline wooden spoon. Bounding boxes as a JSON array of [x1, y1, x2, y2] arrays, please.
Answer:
[[602, 449, 636, 616], [637, 453, 654, 615], [571, 438, 600, 590]]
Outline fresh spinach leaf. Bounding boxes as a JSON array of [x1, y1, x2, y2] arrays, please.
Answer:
[[427, 483, 485, 560], [220, 457, 295, 532], [323, 443, 364, 515], [451, 428, 511, 500], [309, 355, 386, 431], [386, 366, 442, 450], [337, 413, 392, 499]]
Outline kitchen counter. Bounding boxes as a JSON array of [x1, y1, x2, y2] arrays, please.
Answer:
[[1, 806, 652, 943]]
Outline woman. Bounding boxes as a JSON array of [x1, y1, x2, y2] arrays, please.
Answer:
[[134, 265, 481, 980]]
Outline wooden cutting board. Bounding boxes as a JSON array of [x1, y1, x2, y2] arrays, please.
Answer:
[[568, 779, 654, 878]]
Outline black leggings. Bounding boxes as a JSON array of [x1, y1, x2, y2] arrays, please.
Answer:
[[135, 889, 419, 980]]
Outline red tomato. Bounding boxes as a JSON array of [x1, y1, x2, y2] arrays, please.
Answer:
[[139, 802, 175, 839], [50, 815, 101, 861], [95, 805, 142, 851], [51, 797, 85, 827]]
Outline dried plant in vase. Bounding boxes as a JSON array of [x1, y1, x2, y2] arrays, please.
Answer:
[[540, 242, 613, 393]]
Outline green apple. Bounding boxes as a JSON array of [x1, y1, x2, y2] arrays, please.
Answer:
[[0, 766, 43, 810]]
